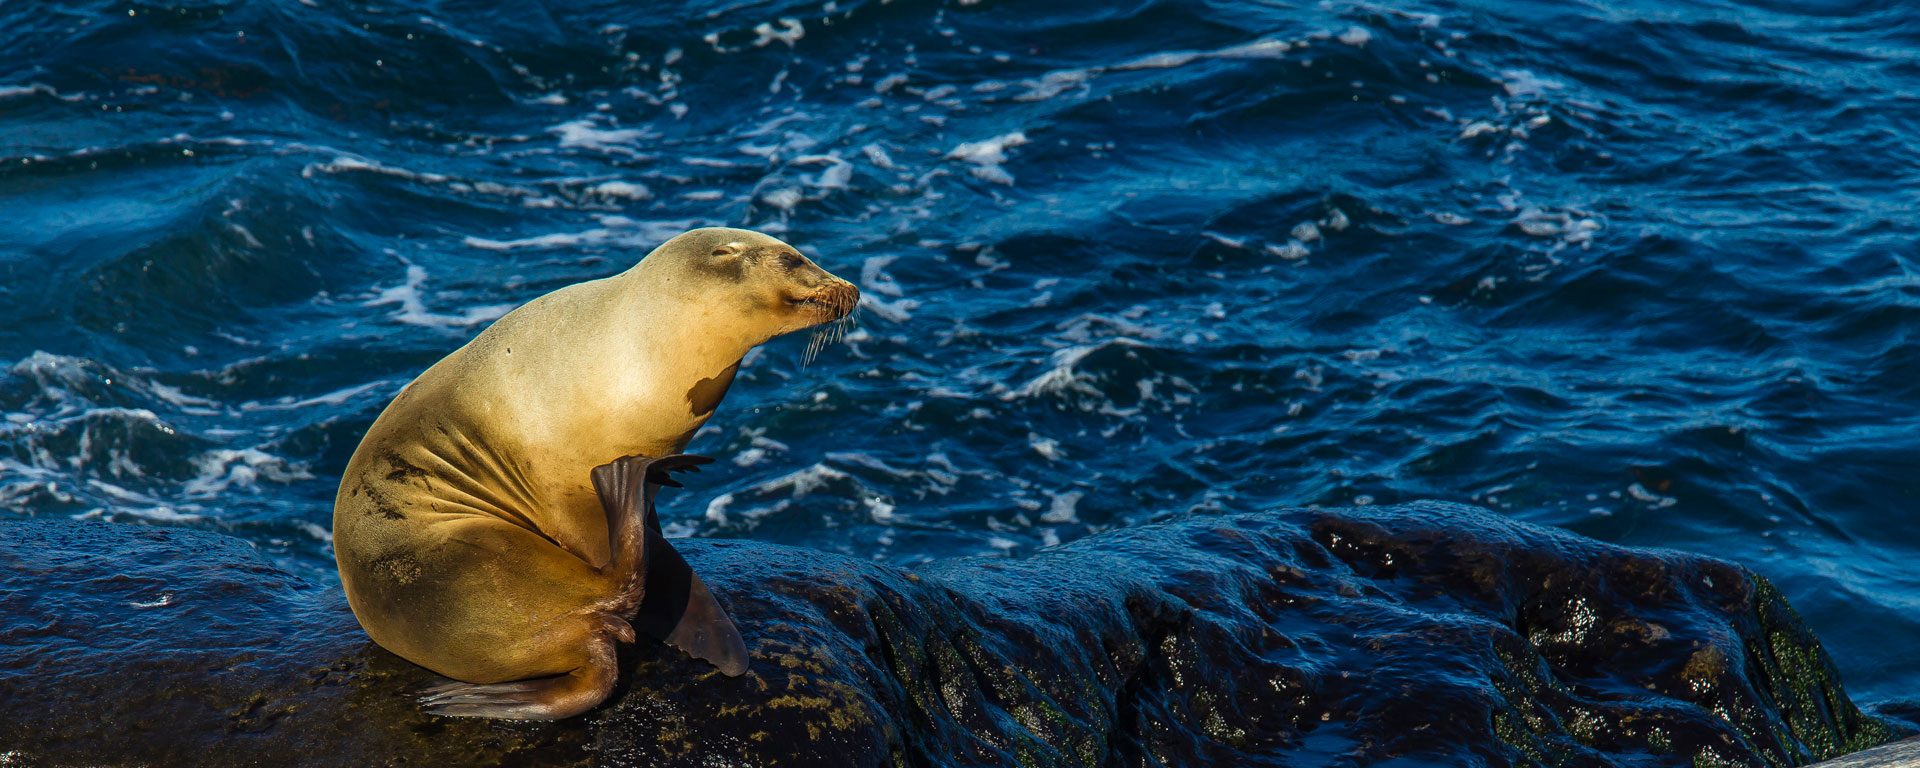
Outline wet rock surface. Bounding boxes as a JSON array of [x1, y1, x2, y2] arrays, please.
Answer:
[[0, 502, 1903, 767]]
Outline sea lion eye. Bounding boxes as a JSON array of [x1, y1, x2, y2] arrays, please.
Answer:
[[778, 252, 806, 270], [711, 243, 742, 258]]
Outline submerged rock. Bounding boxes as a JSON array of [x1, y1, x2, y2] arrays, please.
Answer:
[[0, 502, 1902, 766]]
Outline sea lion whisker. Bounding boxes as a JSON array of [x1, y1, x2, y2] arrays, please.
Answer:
[[803, 328, 827, 367], [801, 303, 861, 366]]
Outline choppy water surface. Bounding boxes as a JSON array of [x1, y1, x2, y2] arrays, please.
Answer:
[[2, 0, 1915, 723]]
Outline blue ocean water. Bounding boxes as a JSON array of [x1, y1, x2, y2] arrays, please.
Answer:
[[1, 0, 1915, 723]]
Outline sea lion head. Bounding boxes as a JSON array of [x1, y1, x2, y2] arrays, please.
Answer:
[[637, 227, 860, 345]]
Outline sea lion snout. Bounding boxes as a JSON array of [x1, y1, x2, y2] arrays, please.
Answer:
[[786, 278, 859, 322], [763, 245, 858, 323]]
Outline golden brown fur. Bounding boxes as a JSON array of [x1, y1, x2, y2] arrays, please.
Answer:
[[333, 228, 858, 718]]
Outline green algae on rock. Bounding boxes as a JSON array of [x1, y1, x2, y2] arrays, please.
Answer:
[[0, 502, 1903, 766]]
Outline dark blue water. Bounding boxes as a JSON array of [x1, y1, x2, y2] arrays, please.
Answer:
[[2, 0, 1915, 724]]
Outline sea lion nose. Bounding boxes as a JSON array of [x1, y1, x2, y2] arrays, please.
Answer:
[[829, 279, 859, 318]]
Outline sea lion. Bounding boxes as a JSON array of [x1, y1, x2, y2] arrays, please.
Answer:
[[332, 227, 859, 719]]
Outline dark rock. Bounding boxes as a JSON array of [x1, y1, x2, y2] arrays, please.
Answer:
[[0, 502, 1903, 767]]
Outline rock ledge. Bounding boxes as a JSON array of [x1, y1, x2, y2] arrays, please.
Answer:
[[0, 502, 1901, 767]]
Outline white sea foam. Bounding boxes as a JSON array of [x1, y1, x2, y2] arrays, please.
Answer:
[[1028, 433, 1063, 461], [861, 144, 896, 169], [968, 165, 1014, 185], [0, 459, 55, 481], [1117, 51, 1204, 71], [128, 593, 176, 609], [1459, 121, 1500, 139], [182, 448, 313, 498], [1068, 306, 1161, 340], [948, 132, 1027, 165], [859, 294, 919, 323], [751, 18, 804, 47], [1015, 70, 1091, 102], [298, 521, 334, 545], [1626, 482, 1678, 508], [704, 492, 737, 526], [462, 231, 602, 249], [1217, 39, 1292, 59], [85, 479, 163, 506], [1512, 208, 1602, 244], [1499, 69, 1563, 98], [77, 505, 204, 523], [548, 120, 650, 154], [661, 520, 699, 538], [1040, 490, 1082, 524], [587, 180, 653, 200], [864, 496, 897, 523], [1204, 232, 1249, 249], [861, 255, 905, 298], [10, 351, 114, 400], [701, 461, 866, 531], [1016, 34, 1297, 104], [304, 155, 549, 204], [0, 83, 83, 102], [760, 187, 805, 211], [463, 218, 691, 252], [304, 155, 450, 184], [812, 158, 854, 190], [757, 464, 849, 497], [365, 265, 514, 328], [826, 451, 960, 498], [0, 474, 71, 509], [947, 132, 1027, 185], [239, 380, 383, 412], [144, 382, 219, 412]]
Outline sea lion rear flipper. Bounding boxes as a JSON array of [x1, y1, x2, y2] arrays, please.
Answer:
[[635, 534, 751, 677]]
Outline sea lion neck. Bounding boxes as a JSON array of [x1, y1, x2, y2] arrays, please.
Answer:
[[609, 269, 761, 364]]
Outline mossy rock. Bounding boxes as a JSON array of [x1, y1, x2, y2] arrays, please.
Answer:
[[0, 502, 1902, 766]]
